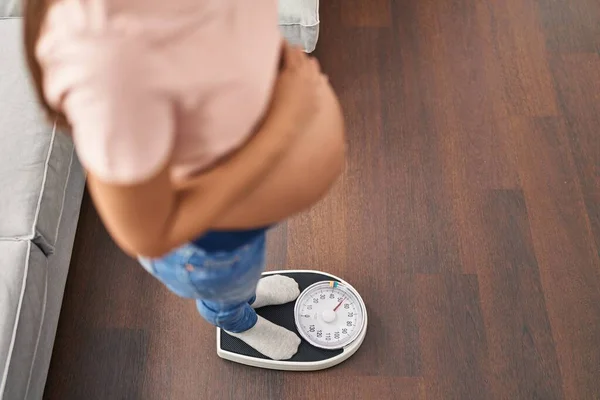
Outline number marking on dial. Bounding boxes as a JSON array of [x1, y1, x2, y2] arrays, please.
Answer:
[[294, 281, 365, 350]]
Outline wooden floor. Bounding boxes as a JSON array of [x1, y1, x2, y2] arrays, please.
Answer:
[[44, 1, 600, 399]]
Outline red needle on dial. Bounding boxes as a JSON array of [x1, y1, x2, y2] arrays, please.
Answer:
[[333, 297, 346, 312]]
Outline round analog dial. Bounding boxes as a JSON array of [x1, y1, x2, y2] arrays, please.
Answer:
[[294, 281, 366, 350]]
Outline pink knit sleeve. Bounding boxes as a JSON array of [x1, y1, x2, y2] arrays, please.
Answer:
[[38, 30, 174, 184]]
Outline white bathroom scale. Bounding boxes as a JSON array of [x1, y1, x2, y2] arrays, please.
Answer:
[[216, 270, 368, 371]]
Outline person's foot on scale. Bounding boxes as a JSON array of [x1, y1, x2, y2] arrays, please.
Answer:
[[228, 316, 301, 360], [251, 274, 300, 308], [227, 275, 301, 360]]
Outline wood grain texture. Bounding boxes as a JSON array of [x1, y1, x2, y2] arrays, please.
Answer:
[[536, 0, 600, 53], [490, 0, 560, 117], [549, 54, 600, 253], [507, 117, 600, 400], [44, 1, 600, 399], [44, 326, 149, 399], [416, 274, 490, 400], [341, 0, 392, 27], [284, 376, 425, 400], [478, 190, 564, 399]]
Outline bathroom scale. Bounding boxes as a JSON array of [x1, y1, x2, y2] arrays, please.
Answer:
[[216, 270, 368, 371]]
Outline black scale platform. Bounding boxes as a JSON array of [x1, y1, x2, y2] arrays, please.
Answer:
[[219, 271, 344, 362]]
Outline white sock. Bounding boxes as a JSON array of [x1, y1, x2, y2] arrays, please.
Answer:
[[228, 316, 301, 360], [251, 275, 300, 309]]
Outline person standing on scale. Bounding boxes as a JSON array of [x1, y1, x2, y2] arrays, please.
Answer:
[[25, 0, 345, 360]]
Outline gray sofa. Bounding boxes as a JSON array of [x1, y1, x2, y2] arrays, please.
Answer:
[[278, 0, 320, 53], [0, 1, 318, 399], [0, 15, 87, 400]]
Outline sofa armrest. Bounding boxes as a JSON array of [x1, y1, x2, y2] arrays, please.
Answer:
[[279, 0, 320, 53]]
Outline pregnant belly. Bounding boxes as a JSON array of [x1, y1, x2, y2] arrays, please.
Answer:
[[207, 81, 346, 229]]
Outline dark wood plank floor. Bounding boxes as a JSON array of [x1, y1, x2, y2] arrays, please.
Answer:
[[44, 1, 600, 399]]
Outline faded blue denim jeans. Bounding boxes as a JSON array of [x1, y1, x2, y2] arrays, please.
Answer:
[[138, 234, 266, 333]]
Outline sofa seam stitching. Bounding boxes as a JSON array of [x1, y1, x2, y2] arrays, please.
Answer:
[[30, 120, 57, 251], [50, 145, 75, 250]]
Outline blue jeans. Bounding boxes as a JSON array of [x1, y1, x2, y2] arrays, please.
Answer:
[[138, 233, 267, 333]]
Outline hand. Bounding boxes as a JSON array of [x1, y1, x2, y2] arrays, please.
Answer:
[[264, 42, 327, 140]]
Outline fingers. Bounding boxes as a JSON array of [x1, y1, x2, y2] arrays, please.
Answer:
[[282, 42, 293, 67], [283, 41, 324, 74], [282, 42, 326, 88], [309, 57, 321, 75], [284, 43, 305, 68]]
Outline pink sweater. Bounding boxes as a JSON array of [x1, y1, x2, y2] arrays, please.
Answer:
[[37, 0, 281, 183]]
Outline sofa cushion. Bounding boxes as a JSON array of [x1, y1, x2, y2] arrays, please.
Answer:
[[0, 0, 20, 18], [0, 240, 47, 399], [0, 18, 75, 255], [279, 0, 320, 52]]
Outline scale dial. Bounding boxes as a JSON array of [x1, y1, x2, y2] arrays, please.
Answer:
[[294, 281, 366, 350]]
